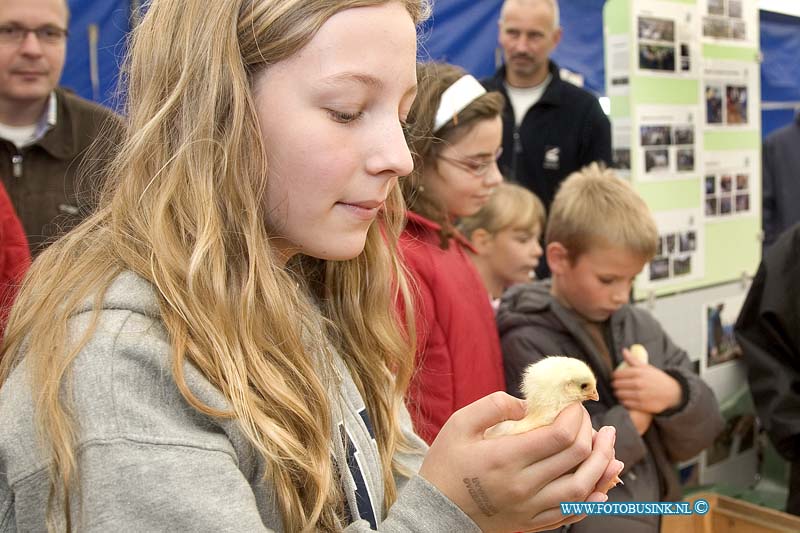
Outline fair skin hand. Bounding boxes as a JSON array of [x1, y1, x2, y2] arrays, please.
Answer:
[[612, 348, 683, 414], [627, 409, 653, 436], [421, 397, 623, 533]]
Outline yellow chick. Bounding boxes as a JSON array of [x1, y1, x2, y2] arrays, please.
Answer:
[[615, 343, 649, 371], [485, 356, 599, 438], [486, 356, 623, 491]]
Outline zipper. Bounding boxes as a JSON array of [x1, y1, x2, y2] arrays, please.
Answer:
[[11, 153, 23, 178], [511, 128, 522, 181]]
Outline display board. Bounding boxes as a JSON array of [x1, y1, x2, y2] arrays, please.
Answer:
[[604, 0, 761, 300], [641, 279, 758, 489], [611, 0, 763, 491]]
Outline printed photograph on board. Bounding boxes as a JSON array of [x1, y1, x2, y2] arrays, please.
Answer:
[[705, 299, 743, 368], [638, 16, 675, 42], [726, 85, 748, 124], [705, 414, 755, 467], [707, 0, 724, 16], [639, 44, 676, 71], [645, 148, 670, 173], [673, 125, 695, 145], [640, 125, 672, 146], [677, 148, 695, 172], [706, 85, 723, 124]]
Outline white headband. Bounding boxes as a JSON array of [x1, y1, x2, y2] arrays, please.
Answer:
[[434, 75, 487, 132]]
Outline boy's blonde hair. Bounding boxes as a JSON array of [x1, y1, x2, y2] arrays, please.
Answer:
[[459, 182, 545, 238], [546, 163, 658, 261]]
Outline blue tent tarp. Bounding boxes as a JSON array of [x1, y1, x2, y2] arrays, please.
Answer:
[[62, 0, 130, 110], [61, 1, 800, 136]]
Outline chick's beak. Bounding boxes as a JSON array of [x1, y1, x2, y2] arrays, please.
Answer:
[[587, 387, 599, 402]]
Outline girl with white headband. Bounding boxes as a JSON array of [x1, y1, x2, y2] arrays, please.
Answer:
[[399, 62, 507, 442]]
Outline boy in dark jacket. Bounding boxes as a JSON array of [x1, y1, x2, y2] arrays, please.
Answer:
[[497, 163, 723, 532]]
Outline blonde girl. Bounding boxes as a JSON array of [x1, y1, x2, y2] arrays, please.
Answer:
[[459, 182, 546, 304], [0, 2, 621, 532]]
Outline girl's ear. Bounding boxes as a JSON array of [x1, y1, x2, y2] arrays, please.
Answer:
[[469, 228, 494, 254], [546, 242, 569, 274]]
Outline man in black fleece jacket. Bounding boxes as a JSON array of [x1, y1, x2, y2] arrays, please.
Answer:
[[482, 0, 611, 278]]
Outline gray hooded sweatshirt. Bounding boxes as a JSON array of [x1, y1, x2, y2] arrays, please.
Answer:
[[0, 272, 480, 532]]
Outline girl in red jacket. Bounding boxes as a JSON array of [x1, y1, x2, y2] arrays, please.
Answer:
[[399, 62, 506, 443]]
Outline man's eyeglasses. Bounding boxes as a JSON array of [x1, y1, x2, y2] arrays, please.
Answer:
[[438, 147, 503, 177], [0, 24, 69, 45]]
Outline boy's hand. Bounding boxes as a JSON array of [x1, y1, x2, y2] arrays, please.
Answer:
[[627, 409, 653, 436], [611, 348, 682, 414]]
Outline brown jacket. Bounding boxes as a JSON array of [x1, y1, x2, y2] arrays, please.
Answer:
[[0, 88, 122, 255], [497, 281, 724, 532]]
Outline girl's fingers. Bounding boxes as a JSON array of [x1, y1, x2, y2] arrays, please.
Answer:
[[510, 403, 587, 467], [532, 425, 617, 508], [448, 391, 527, 438], [595, 459, 625, 493], [526, 488, 612, 531], [518, 406, 593, 483], [523, 506, 587, 532]]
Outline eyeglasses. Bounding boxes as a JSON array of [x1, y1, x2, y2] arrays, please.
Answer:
[[0, 24, 69, 45], [438, 147, 503, 177]]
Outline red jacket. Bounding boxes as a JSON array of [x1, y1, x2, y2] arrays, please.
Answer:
[[399, 211, 505, 443], [0, 181, 30, 337]]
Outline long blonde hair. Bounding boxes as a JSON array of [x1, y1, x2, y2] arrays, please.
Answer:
[[0, 0, 430, 531]]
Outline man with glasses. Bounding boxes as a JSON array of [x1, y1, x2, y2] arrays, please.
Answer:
[[482, 0, 611, 278], [0, 0, 120, 255]]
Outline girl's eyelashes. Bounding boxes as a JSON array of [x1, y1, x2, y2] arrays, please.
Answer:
[[327, 109, 363, 124]]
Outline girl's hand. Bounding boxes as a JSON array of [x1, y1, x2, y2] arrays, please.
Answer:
[[419, 393, 619, 533]]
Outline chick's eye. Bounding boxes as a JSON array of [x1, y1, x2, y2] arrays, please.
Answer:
[[580, 383, 588, 390]]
